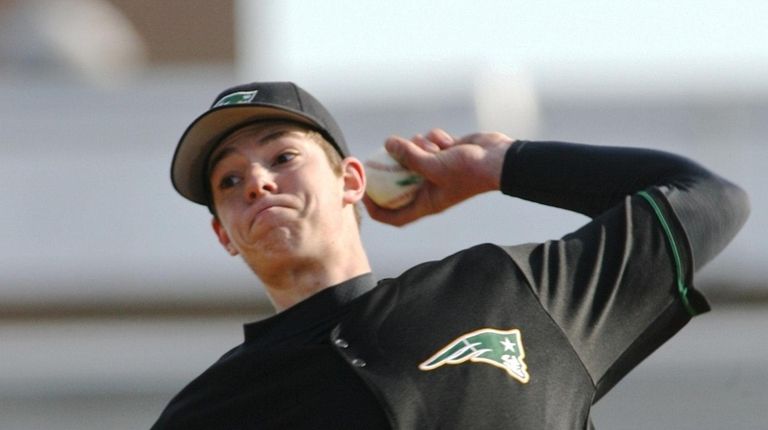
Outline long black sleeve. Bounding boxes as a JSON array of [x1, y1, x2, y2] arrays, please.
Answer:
[[500, 140, 749, 271], [498, 140, 749, 399]]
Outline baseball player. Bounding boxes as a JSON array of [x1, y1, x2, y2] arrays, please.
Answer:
[[152, 81, 749, 429]]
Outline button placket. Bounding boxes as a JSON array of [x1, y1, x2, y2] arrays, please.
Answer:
[[331, 325, 367, 368]]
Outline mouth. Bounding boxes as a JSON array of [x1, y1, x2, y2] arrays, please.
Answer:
[[251, 203, 276, 221], [248, 201, 290, 229]]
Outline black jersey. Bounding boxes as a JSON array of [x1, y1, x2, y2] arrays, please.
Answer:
[[152, 141, 749, 429]]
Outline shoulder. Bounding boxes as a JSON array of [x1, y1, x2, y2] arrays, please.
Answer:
[[394, 243, 512, 277], [380, 243, 531, 297]]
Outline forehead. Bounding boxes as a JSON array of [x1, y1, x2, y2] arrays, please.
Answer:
[[208, 122, 313, 167]]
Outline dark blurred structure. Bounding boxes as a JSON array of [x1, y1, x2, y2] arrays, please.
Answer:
[[0, 0, 234, 85], [107, 0, 234, 64]]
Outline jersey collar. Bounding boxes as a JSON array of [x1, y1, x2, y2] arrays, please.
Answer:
[[243, 273, 377, 345]]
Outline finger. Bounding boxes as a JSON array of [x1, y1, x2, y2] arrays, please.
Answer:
[[412, 134, 441, 153], [426, 128, 455, 149], [384, 135, 436, 173], [454, 132, 483, 145]]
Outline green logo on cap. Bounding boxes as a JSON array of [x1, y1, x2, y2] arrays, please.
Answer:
[[213, 90, 258, 108]]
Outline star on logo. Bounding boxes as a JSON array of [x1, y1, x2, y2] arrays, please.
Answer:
[[500, 337, 517, 352]]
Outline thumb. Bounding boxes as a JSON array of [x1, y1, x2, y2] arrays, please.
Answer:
[[384, 135, 433, 173]]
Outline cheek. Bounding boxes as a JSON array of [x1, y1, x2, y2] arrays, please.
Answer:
[[212, 188, 239, 206], [311, 179, 346, 220], [215, 206, 247, 238], [305, 172, 342, 200]]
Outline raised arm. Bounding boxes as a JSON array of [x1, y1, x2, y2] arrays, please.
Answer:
[[365, 129, 749, 271], [500, 140, 749, 270]]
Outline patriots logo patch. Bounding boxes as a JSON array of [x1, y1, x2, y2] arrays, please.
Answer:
[[418, 328, 530, 384]]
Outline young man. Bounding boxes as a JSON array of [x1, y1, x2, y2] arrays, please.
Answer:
[[154, 81, 749, 429]]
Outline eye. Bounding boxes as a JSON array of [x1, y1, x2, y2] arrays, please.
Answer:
[[273, 151, 297, 166], [218, 174, 242, 190]]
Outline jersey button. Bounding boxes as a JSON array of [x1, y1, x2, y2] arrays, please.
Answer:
[[334, 338, 349, 348], [351, 358, 367, 368]]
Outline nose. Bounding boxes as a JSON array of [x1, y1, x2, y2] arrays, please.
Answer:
[[244, 164, 278, 202]]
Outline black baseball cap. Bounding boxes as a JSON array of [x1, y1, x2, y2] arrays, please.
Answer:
[[171, 81, 349, 205]]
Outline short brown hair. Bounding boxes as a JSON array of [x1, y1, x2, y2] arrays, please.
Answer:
[[306, 130, 362, 225]]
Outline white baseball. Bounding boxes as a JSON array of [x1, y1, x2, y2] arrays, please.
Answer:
[[364, 148, 423, 209]]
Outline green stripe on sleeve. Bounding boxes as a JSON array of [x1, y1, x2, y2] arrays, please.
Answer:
[[637, 191, 697, 316]]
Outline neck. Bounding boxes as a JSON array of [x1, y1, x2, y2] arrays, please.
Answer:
[[249, 234, 371, 312]]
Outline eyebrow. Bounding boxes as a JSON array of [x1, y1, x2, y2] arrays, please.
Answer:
[[206, 128, 300, 177]]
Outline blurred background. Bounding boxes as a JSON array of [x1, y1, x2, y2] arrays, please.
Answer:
[[1, 1, 765, 428]]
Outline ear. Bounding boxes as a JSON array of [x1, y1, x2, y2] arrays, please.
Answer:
[[341, 156, 366, 205], [211, 217, 239, 256]]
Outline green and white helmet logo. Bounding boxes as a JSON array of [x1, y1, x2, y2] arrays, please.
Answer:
[[419, 328, 530, 384], [213, 90, 259, 108]]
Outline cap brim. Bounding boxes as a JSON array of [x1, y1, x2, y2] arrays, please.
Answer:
[[171, 105, 323, 205]]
